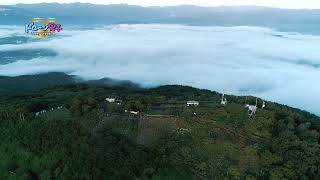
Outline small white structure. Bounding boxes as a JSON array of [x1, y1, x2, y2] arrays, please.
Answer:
[[245, 98, 258, 117], [125, 110, 139, 115], [129, 111, 139, 115], [179, 128, 190, 132], [105, 98, 116, 103], [35, 110, 47, 116], [187, 101, 199, 106], [262, 101, 266, 109], [116, 99, 123, 105], [221, 94, 228, 106]]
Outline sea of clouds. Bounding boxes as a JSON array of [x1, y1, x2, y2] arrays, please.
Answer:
[[0, 24, 320, 115]]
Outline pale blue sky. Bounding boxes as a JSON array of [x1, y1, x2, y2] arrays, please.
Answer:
[[1, 0, 320, 9]]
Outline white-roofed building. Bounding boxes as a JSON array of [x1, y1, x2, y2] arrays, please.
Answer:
[[105, 98, 116, 103], [187, 100, 199, 106]]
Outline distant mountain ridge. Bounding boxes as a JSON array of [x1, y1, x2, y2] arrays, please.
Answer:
[[0, 72, 141, 94], [1, 3, 320, 34]]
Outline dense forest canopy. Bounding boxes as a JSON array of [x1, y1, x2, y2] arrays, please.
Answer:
[[0, 84, 319, 179]]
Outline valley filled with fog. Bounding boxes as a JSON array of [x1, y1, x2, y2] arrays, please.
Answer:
[[0, 24, 320, 115]]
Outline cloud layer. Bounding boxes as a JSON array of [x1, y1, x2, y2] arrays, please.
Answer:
[[1, 24, 320, 114]]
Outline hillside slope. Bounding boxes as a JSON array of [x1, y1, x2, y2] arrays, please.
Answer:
[[0, 85, 319, 179]]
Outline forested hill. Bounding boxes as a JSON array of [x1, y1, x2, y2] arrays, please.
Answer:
[[0, 72, 141, 95], [0, 84, 319, 179]]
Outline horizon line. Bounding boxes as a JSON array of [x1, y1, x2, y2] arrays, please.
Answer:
[[1, 2, 320, 10]]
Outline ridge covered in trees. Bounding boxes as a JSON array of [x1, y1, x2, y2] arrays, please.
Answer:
[[0, 84, 319, 179]]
